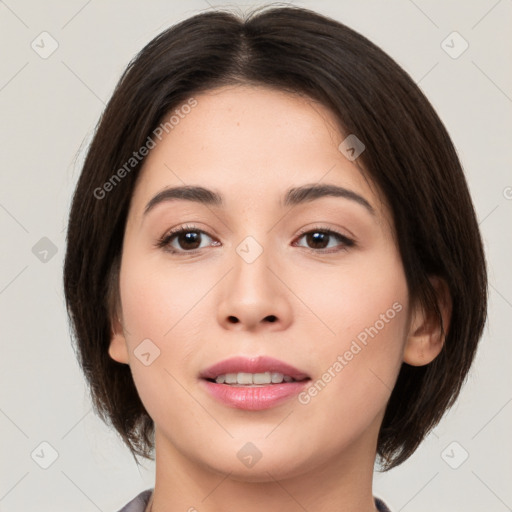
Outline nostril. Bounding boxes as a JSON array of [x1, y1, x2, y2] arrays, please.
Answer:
[[228, 316, 239, 323], [265, 315, 277, 322]]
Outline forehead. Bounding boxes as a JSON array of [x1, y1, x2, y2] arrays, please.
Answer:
[[128, 85, 390, 230]]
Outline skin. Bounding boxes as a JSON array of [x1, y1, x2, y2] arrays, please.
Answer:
[[108, 85, 451, 512]]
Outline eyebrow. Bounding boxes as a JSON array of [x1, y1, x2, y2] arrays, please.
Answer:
[[143, 183, 375, 216]]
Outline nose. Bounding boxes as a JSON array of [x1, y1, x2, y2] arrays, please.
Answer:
[[216, 243, 293, 332]]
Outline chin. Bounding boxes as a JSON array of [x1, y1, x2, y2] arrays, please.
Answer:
[[198, 446, 314, 483]]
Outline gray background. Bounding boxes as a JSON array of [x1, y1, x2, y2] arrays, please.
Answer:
[[0, 0, 511, 511]]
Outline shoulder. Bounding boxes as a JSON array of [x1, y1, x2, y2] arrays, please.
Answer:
[[115, 489, 153, 512]]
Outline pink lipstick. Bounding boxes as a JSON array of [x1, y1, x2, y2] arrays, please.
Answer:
[[199, 356, 310, 410]]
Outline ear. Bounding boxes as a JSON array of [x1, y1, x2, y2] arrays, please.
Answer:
[[108, 314, 130, 364], [403, 275, 452, 366]]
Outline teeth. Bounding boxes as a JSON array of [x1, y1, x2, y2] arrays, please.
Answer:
[[238, 372, 254, 384], [214, 372, 296, 385], [253, 372, 271, 384], [224, 373, 237, 384]]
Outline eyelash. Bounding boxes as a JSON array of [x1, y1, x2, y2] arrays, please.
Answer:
[[154, 224, 356, 255]]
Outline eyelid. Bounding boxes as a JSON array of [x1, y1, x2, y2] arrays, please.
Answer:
[[295, 224, 352, 239]]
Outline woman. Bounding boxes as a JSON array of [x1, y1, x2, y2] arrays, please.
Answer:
[[63, 6, 487, 511]]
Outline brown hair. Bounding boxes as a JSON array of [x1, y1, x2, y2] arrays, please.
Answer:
[[63, 5, 487, 470]]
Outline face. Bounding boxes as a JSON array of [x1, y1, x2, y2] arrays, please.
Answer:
[[109, 85, 416, 481]]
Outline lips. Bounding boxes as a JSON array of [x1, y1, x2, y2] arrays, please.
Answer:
[[199, 356, 310, 382], [199, 356, 311, 410]]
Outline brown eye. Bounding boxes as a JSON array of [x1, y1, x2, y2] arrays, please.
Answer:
[[156, 225, 219, 254], [304, 231, 330, 249], [172, 230, 203, 250], [294, 228, 355, 253]]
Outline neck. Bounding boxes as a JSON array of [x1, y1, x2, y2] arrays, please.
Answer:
[[148, 428, 380, 512]]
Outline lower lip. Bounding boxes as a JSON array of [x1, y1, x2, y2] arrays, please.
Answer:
[[200, 379, 310, 410]]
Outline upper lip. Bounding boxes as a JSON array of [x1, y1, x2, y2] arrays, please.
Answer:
[[200, 356, 310, 381]]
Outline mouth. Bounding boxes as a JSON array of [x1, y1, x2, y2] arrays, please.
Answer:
[[200, 355, 310, 382], [199, 356, 311, 410], [205, 371, 307, 386]]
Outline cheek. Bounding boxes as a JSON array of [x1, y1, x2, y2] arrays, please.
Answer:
[[117, 257, 205, 430], [295, 253, 408, 345], [119, 255, 208, 342], [295, 251, 409, 403], [117, 254, 212, 407]]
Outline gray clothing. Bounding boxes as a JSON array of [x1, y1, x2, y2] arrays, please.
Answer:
[[117, 488, 392, 511]]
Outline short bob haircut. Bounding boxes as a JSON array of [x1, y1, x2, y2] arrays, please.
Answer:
[[63, 5, 487, 471]]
